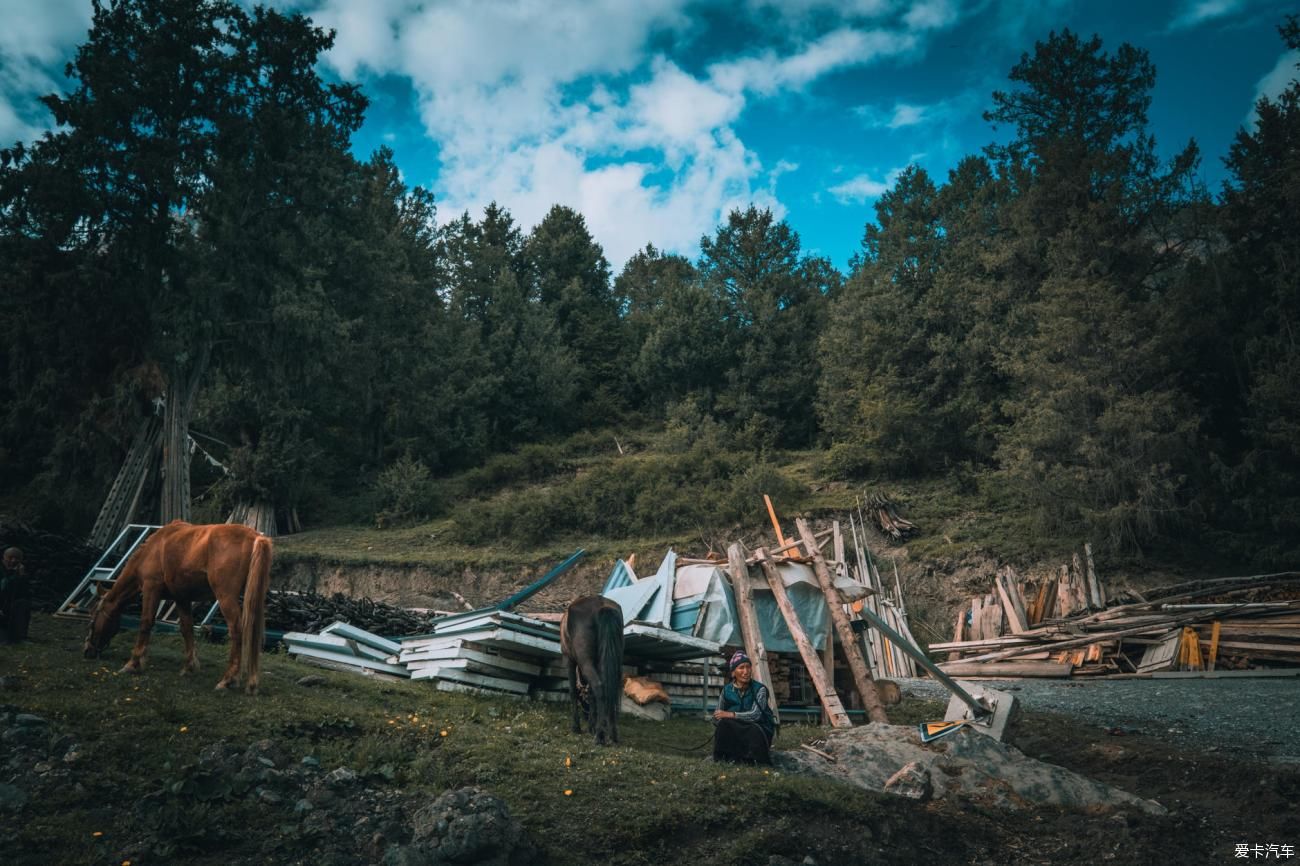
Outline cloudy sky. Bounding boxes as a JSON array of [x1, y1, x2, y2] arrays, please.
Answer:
[[1, 0, 1296, 270]]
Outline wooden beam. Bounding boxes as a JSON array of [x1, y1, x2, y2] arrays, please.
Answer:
[[763, 494, 791, 548], [937, 661, 1074, 678], [725, 543, 778, 723], [796, 519, 888, 724], [1207, 620, 1220, 672], [754, 547, 851, 728], [995, 572, 1028, 634]]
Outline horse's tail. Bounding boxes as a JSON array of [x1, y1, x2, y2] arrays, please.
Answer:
[[596, 605, 624, 737], [239, 533, 273, 693]]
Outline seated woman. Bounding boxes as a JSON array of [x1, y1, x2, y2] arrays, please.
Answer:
[[711, 650, 776, 764]]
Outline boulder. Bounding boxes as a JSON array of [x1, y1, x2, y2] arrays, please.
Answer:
[[397, 786, 535, 866], [775, 723, 1165, 814]]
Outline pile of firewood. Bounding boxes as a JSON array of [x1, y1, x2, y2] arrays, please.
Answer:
[[931, 556, 1300, 678], [264, 590, 437, 636], [864, 492, 917, 541]]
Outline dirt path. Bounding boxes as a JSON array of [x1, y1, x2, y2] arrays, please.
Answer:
[[883, 676, 1299, 864], [895, 675, 1300, 764]]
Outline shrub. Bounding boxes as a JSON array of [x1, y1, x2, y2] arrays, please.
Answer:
[[374, 454, 442, 528]]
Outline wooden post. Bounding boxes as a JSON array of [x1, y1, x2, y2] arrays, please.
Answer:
[[795, 519, 889, 724], [823, 522, 843, 722], [755, 548, 851, 728], [949, 609, 966, 661], [725, 543, 778, 723], [1207, 621, 1221, 672]]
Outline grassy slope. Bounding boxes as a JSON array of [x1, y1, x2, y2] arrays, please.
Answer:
[[7, 616, 972, 866]]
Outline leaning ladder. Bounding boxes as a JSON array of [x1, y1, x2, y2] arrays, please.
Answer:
[[57, 524, 161, 618], [57, 523, 224, 625]]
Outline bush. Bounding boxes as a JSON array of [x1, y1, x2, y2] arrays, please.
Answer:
[[451, 445, 807, 547], [374, 454, 442, 528]]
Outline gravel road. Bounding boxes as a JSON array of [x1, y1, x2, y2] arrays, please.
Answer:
[[894, 675, 1300, 764]]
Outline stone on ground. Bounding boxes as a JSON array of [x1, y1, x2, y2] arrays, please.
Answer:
[[774, 723, 1165, 814]]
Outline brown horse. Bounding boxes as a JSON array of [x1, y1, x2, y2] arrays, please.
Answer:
[[560, 595, 624, 745], [84, 520, 273, 694]]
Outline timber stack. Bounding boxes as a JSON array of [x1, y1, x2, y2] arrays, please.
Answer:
[[934, 555, 1300, 678], [864, 491, 916, 541]]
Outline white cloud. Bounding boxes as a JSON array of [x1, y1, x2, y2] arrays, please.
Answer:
[[289, 0, 964, 268], [709, 27, 917, 97], [828, 166, 907, 204], [0, 0, 93, 145], [1246, 49, 1300, 127], [1167, 0, 1245, 31]]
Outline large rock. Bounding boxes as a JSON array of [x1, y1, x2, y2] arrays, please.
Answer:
[[394, 786, 536, 866], [620, 695, 671, 721], [775, 723, 1165, 814]]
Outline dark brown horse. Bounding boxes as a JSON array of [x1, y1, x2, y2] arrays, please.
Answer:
[[84, 521, 273, 694], [560, 595, 624, 745]]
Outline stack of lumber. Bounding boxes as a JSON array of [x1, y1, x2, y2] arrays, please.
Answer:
[[864, 492, 917, 541], [933, 568, 1300, 678], [284, 622, 409, 679], [847, 513, 919, 678]]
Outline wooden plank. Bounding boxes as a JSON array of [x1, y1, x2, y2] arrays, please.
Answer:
[[948, 609, 966, 661], [1151, 668, 1300, 679], [937, 661, 1074, 678], [725, 543, 779, 723], [996, 573, 1027, 634], [755, 547, 851, 728], [764, 494, 792, 548], [1207, 620, 1221, 672], [797, 519, 888, 724], [1002, 567, 1030, 632], [1137, 630, 1180, 672], [1085, 543, 1104, 608]]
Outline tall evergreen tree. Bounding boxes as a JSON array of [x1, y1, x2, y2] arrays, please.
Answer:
[[699, 206, 834, 447], [987, 30, 1202, 551], [439, 205, 580, 449], [615, 244, 727, 411], [2, 0, 366, 527], [1216, 15, 1300, 552], [524, 205, 620, 421]]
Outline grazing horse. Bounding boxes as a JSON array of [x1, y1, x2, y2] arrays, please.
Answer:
[[83, 521, 273, 694], [560, 595, 624, 746]]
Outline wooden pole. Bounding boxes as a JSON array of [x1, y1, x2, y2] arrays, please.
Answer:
[[754, 548, 851, 728], [1207, 620, 1221, 672], [795, 519, 888, 724], [726, 542, 778, 723], [763, 495, 791, 548]]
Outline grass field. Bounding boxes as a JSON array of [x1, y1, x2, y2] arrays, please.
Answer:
[[3, 615, 958, 866]]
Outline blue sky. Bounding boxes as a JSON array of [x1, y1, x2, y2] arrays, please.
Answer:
[[1, 0, 1296, 271]]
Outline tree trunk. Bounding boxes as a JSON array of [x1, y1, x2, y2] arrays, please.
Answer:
[[159, 344, 211, 524]]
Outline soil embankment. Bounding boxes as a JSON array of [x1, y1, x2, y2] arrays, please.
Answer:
[[271, 556, 610, 613]]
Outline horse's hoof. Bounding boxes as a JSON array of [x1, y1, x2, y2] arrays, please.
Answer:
[[120, 664, 141, 675], [214, 681, 231, 691]]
